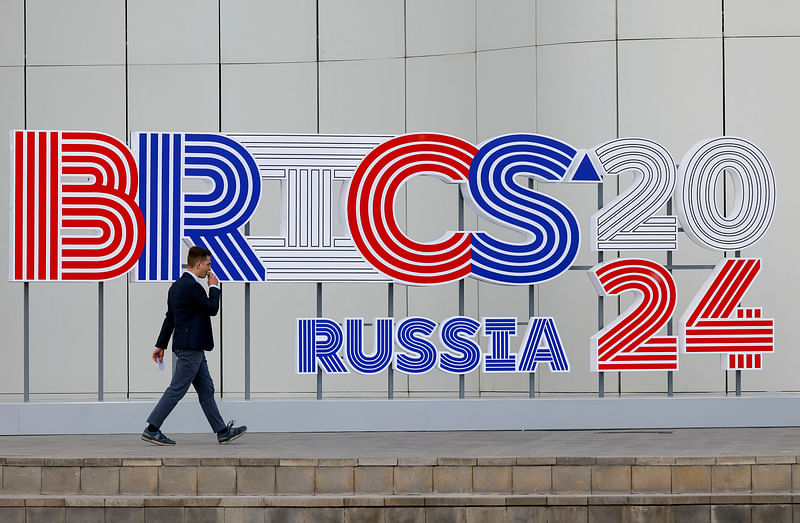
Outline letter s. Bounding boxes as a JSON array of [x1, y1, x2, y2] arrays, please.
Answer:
[[467, 133, 600, 284]]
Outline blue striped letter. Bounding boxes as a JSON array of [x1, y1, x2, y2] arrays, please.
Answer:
[[439, 317, 481, 374], [468, 134, 599, 285], [483, 317, 517, 372], [133, 133, 265, 282], [296, 318, 348, 374], [395, 317, 438, 374], [345, 318, 393, 374], [517, 317, 570, 372]]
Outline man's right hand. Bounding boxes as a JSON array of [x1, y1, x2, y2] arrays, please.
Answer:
[[208, 271, 219, 287], [152, 347, 164, 364]]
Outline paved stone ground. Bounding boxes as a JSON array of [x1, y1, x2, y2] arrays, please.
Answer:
[[1, 427, 799, 459]]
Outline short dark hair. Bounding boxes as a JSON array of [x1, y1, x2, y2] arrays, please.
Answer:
[[187, 246, 212, 268]]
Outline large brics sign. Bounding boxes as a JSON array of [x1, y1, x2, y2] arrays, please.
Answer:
[[9, 130, 776, 375]]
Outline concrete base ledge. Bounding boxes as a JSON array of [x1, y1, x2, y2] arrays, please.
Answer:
[[2, 396, 800, 435]]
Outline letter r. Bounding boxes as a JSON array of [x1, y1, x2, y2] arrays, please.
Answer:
[[133, 133, 265, 282]]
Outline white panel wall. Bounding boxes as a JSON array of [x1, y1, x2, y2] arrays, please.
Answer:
[[536, 0, 615, 45], [0, 63, 24, 397], [26, 0, 125, 66], [617, 0, 721, 39], [406, 0, 476, 56], [127, 0, 219, 65], [318, 59, 405, 134], [725, 36, 800, 393], [476, 0, 535, 51], [1, 1, 798, 403], [476, 46, 536, 142], [406, 53, 477, 141], [248, 282, 317, 398], [318, 0, 404, 61], [724, 0, 800, 36], [221, 0, 316, 63], [0, 0, 24, 67], [220, 63, 318, 132]]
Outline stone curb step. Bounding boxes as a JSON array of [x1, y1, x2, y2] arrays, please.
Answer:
[[0, 492, 798, 507], [3, 495, 800, 523], [3, 457, 800, 497]]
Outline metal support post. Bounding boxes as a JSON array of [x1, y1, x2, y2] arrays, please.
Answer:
[[98, 282, 104, 401], [316, 282, 323, 400]]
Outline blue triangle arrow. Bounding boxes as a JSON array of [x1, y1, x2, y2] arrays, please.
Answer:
[[570, 153, 603, 182]]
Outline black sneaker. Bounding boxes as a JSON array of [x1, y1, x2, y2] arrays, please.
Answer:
[[217, 420, 247, 445], [141, 428, 176, 446]]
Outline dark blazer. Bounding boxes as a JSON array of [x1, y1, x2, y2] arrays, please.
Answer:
[[155, 272, 221, 351]]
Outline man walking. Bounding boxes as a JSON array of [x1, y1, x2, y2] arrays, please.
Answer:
[[142, 246, 246, 446]]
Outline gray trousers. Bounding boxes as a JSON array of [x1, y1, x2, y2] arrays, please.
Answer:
[[147, 349, 226, 433]]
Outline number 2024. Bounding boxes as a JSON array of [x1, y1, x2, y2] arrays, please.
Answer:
[[587, 136, 775, 372]]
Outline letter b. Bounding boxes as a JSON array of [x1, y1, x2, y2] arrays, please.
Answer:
[[10, 131, 145, 281]]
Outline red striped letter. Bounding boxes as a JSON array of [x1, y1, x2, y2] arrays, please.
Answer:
[[346, 134, 476, 285], [679, 258, 773, 370], [588, 258, 678, 371], [10, 131, 145, 281]]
